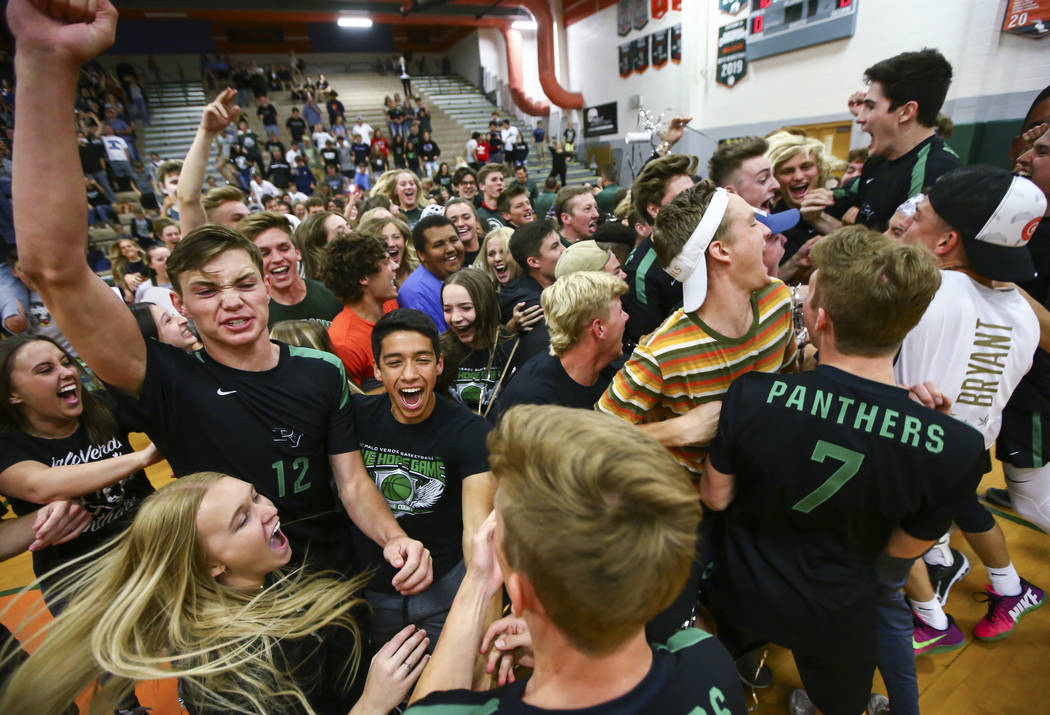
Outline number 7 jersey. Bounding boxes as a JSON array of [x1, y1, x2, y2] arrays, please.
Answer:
[[704, 365, 984, 647]]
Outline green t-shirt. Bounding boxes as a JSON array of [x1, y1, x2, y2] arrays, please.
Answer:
[[267, 278, 342, 327], [595, 183, 621, 215], [534, 190, 556, 220]]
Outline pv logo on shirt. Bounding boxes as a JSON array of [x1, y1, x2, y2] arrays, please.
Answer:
[[272, 428, 303, 448]]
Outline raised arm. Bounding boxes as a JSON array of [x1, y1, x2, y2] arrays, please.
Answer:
[[408, 512, 504, 705], [178, 87, 241, 234], [0, 442, 159, 505], [9, 0, 146, 394]]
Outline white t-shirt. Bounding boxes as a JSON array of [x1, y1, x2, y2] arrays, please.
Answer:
[[312, 130, 334, 149], [102, 135, 129, 162], [352, 122, 373, 144], [465, 138, 478, 163], [501, 126, 520, 146], [250, 178, 279, 203], [894, 270, 1039, 448]]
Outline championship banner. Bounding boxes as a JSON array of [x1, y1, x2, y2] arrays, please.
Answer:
[[651, 28, 669, 68], [617, 0, 631, 37], [672, 0, 681, 10], [716, 19, 747, 87], [652, 0, 669, 21], [584, 102, 618, 138], [671, 24, 682, 63], [619, 43, 633, 77], [633, 35, 650, 74], [1002, 0, 1049, 38], [633, 0, 649, 32], [719, 0, 744, 13]]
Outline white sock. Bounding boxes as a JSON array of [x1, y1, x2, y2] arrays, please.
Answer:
[[923, 535, 954, 568], [912, 598, 948, 630], [987, 562, 1022, 597]]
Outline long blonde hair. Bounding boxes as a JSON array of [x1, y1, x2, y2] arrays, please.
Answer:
[[108, 239, 146, 292], [0, 473, 369, 715], [371, 169, 426, 211]]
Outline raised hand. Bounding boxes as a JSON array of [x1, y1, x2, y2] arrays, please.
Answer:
[[201, 87, 243, 135], [7, 0, 118, 65]]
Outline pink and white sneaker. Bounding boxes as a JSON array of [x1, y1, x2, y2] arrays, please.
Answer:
[[973, 579, 1045, 641]]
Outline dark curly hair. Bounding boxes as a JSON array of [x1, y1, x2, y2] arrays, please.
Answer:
[[320, 232, 390, 304]]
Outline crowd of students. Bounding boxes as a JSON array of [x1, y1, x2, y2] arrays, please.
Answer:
[[1, 1, 1049, 714]]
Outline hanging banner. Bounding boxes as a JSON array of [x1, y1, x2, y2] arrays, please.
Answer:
[[652, 0, 669, 20], [719, 0, 744, 13], [672, 0, 681, 9], [633, 35, 650, 74], [619, 43, 633, 77], [671, 24, 682, 63], [1002, 0, 1050, 38], [633, 0, 649, 32], [584, 102, 618, 138], [651, 29, 669, 68], [716, 19, 747, 88], [617, 0, 631, 37]]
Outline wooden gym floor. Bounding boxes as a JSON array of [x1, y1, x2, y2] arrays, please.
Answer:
[[1, 434, 1047, 713]]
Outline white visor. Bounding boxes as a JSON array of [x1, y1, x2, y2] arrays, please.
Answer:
[[664, 187, 730, 312]]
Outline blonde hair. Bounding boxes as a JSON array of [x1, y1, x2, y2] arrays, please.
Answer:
[[542, 272, 627, 357], [472, 227, 520, 284], [764, 130, 843, 186], [371, 170, 426, 211], [357, 215, 419, 281], [489, 406, 700, 655], [107, 239, 146, 292], [0, 473, 369, 715], [201, 185, 246, 218]]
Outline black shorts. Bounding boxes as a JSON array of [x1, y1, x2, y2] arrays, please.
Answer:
[[713, 610, 874, 715], [996, 407, 1050, 469]]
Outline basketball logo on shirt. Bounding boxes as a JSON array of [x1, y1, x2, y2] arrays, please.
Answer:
[[362, 446, 447, 517]]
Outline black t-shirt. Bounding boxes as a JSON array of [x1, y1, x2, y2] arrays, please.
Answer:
[[352, 394, 490, 591], [79, 138, 106, 174], [772, 198, 820, 264], [184, 620, 364, 715], [420, 141, 439, 161], [705, 365, 984, 648], [446, 338, 523, 414], [622, 238, 682, 343], [267, 160, 291, 189], [257, 104, 278, 126], [497, 277, 550, 364], [406, 135, 422, 160], [1004, 218, 1050, 413], [406, 628, 745, 715], [286, 116, 307, 141], [106, 340, 360, 572], [490, 351, 619, 423], [0, 394, 154, 577], [320, 148, 339, 167], [351, 142, 370, 165], [832, 134, 960, 231]]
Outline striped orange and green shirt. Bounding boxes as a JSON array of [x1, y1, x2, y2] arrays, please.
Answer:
[[597, 280, 797, 476]]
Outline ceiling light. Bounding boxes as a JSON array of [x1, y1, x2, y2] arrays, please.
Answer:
[[512, 20, 538, 31], [337, 17, 373, 28]]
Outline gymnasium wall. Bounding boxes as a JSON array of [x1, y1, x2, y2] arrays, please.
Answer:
[[563, 0, 1050, 171]]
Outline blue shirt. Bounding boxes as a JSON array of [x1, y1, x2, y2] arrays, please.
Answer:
[[398, 265, 447, 331]]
